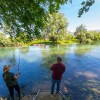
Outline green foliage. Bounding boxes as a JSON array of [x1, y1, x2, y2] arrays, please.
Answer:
[[15, 32, 30, 43], [86, 38, 93, 43], [75, 25, 87, 43], [0, 0, 70, 37], [75, 25, 100, 43], [85, 31, 100, 42], [89, 31, 100, 41], [42, 12, 69, 43], [66, 33, 74, 41], [0, 32, 11, 46], [0, 0, 95, 37], [74, 24, 87, 36], [78, 0, 95, 17], [76, 31, 87, 43]]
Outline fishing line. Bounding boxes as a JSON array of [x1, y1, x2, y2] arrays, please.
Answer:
[[18, 50, 20, 72]]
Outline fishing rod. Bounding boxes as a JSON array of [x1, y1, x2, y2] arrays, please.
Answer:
[[16, 50, 20, 76], [18, 50, 20, 72]]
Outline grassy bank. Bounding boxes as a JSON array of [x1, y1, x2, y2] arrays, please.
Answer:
[[28, 39, 78, 45], [1, 39, 99, 47]]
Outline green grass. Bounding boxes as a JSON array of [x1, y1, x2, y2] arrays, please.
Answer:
[[27, 39, 79, 46], [2, 39, 79, 47], [28, 40, 52, 45]]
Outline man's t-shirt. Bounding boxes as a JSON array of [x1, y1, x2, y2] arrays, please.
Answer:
[[2, 72, 18, 87], [50, 62, 66, 80]]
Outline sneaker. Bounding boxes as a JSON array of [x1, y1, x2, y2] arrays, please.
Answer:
[[50, 94, 54, 98]]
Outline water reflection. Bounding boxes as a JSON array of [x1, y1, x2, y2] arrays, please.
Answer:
[[74, 44, 94, 55], [0, 44, 100, 100]]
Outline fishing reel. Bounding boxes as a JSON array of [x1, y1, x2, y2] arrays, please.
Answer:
[[16, 71, 20, 76]]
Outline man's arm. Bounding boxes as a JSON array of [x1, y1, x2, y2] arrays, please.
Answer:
[[14, 76, 18, 80], [13, 72, 20, 80]]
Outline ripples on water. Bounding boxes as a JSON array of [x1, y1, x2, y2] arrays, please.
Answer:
[[0, 44, 100, 100]]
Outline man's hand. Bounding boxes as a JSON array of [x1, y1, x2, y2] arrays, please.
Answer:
[[16, 71, 20, 76], [14, 71, 20, 80], [14, 75, 18, 80], [16, 71, 20, 78]]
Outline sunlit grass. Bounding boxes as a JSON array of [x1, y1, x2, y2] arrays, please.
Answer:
[[27, 39, 78, 46]]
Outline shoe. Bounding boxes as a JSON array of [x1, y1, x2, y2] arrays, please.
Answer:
[[50, 94, 54, 98]]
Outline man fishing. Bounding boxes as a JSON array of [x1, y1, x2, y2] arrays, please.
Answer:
[[50, 56, 66, 95], [2, 65, 21, 100]]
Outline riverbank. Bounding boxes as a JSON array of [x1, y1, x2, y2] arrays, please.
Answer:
[[0, 44, 100, 100], [1, 37, 100, 47], [0, 39, 78, 47]]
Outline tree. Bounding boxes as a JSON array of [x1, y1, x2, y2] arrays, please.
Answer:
[[0, 0, 95, 37], [75, 25, 100, 43], [88, 31, 100, 41], [74, 24, 87, 36], [0, 32, 11, 46], [75, 25, 87, 43], [0, 0, 70, 37], [76, 31, 87, 43], [15, 32, 30, 43], [78, 0, 95, 17], [3, 25, 16, 41], [42, 13, 68, 43]]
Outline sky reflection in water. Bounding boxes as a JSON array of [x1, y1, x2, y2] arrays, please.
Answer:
[[0, 44, 100, 100]]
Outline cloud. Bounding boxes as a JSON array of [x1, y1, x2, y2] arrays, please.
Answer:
[[75, 71, 97, 79]]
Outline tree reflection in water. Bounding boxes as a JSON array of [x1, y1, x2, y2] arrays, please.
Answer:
[[0, 44, 100, 100]]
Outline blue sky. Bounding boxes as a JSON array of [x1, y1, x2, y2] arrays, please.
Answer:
[[60, 0, 100, 32]]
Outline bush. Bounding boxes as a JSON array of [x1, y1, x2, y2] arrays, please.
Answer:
[[0, 32, 11, 46], [86, 39, 93, 44]]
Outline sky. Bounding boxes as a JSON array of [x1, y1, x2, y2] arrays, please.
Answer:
[[60, 0, 100, 32]]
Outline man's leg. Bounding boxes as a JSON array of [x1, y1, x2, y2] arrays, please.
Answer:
[[8, 86, 14, 100], [51, 79, 56, 94], [56, 80, 61, 93], [14, 84, 21, 100]]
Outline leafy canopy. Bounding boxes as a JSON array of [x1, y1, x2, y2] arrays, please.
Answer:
[[0, 0, 95, 36], [42, 13, 68, 41], [75, 24, 100, 43], [0, 32, 11, 46], [74, 24, 87, 36]]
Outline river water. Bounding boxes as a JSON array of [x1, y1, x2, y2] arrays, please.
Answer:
[[0, 44, 100, 100]]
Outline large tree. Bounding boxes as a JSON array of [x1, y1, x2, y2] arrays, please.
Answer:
[[0, 0, 95, 36], [74, 24, 87, 36], [42, 12, 68, 42], [0, 32, 11, 46], [75, 24, 87, 43], [75, 25, 100, 43]]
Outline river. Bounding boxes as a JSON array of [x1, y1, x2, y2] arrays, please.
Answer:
[[0, 44, 100, 100]]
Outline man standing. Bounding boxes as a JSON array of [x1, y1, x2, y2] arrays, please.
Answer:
[[50, 56, 66, 95], [2, 65, 21, 100]]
